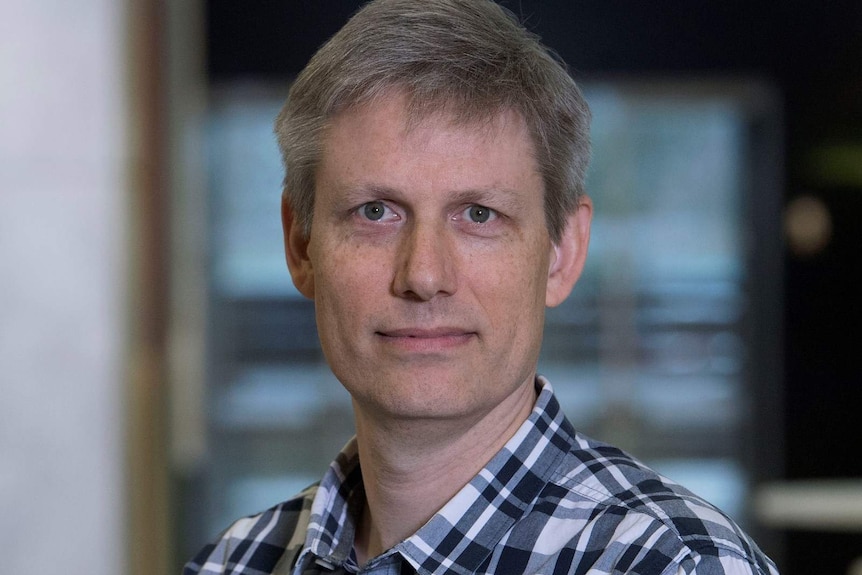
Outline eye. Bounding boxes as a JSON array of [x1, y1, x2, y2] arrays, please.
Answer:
[[361, 201, 389, 221], [465, 204, 495, 224]]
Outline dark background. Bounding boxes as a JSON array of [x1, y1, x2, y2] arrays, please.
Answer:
[[204, 1, 862, 572]]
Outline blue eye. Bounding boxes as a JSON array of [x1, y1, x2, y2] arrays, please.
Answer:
[[362, 201, 386, 221], [467, 205, 494, 223]]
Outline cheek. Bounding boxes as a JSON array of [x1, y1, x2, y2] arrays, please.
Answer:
[[491, 237, 550, 296], [312, 242, 388, 325], [472, 246, 549, 326], [312, 260, 369, 373]]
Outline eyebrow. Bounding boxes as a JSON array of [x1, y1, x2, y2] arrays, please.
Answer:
[[447, 187, 529, 213], [334, 182, 529, 211]]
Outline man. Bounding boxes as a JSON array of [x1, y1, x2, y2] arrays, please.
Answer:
[[186, 1, 779, 573]]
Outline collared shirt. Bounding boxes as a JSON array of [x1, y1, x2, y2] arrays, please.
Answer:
[[185, 378, 779, 575]]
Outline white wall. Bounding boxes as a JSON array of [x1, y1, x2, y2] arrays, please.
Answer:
[[0, 1, 127, 573]]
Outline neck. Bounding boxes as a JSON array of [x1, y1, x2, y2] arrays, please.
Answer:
[[351, 381, 537, 564]]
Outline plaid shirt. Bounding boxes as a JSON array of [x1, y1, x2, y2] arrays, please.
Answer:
[[185, 377, 779, 575]]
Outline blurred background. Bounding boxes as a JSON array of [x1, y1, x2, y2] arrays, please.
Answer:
[[1, 1, 859, 574]]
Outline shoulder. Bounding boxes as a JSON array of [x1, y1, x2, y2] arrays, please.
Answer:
[[183, 484, 318, 575], [524, 435, 778, 574]]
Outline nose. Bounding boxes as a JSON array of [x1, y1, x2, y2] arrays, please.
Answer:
[[392, 220, 457, 301]]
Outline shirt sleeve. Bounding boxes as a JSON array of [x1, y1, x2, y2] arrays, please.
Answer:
[[665, 547, 780, 575], [181, 511, 293, 575]]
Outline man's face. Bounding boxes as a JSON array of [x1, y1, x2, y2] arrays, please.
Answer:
[[285, 93, 589, 424]]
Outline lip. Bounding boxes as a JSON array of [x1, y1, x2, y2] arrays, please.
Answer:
[[375, 327, 476, 352]]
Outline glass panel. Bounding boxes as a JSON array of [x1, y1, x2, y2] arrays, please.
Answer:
[[204, 90, 356, 534], [199, 81, 775, 540], [542, 85, 752, 529]]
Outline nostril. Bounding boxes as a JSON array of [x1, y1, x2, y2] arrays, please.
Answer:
[[392, 228, 457, 301]]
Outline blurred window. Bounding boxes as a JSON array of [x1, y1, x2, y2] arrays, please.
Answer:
[[189, 81, 780, 552]]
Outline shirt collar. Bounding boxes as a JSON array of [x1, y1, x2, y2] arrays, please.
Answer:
[[299, 377, 575, 575], [301, 438, 364, 567]]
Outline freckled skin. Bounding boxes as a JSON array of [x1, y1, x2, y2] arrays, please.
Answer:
[[285, 92, 589, 428]]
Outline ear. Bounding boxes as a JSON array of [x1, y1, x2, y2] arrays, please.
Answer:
[[546, 196, 592, 307], [282, 193, 315, 299]]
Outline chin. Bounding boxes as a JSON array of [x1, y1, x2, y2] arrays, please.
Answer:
[[350, 376, 487, 421]]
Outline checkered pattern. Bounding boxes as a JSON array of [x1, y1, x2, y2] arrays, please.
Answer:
[[184, 378, 779, 575]]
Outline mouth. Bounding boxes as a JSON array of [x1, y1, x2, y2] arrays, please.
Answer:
[[375, 327, 476, 352]]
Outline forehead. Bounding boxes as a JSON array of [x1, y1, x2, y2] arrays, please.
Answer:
[[332, 85, 532, 135], [318, 92, 540, 178]]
